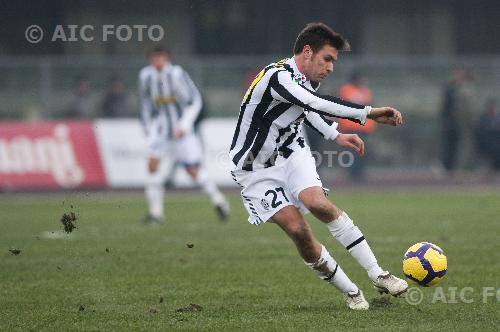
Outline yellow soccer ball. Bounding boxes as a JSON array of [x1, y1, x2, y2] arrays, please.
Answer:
[[403, 242, 447, 287]]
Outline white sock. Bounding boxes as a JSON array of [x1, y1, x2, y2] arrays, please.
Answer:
[[327, 212, 384, 281], [195, 169, 227, 207], [305, 245, 358, 294], [145, 171, 165, 218]]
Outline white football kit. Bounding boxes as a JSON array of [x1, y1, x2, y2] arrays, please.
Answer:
[[229, 56, 408, 306], [230, 57, 371, 225], [231, 146, 321, 225], [139, 62, 229, 221], [139, 63, 203, 165]]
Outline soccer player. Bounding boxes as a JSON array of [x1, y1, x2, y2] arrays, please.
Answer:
[[139, 46, 229, 224], [229, 23, 407, 310]]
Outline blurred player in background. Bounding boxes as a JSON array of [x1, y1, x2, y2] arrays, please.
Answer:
[[230, 23, 406, 310], [337, 71, 375, 181], [440, 69, 477, 173], [139, 46, 229, 224]]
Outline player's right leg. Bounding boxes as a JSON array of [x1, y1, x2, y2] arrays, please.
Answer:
[[283, 148, 407, 296], [144, 156, 165, 224], [271, 205, 369, 310], [231, 166, 368, 309], [143, 117, 167, 224], [298, 187, 408, 296]]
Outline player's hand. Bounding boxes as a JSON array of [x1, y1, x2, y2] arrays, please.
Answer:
[[335, 133, 365, 156], [367, 107, 403, 126], [173, 128, 185, 139]]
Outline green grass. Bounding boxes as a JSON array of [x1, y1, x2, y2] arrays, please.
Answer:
[[1, 190, 499, 331]]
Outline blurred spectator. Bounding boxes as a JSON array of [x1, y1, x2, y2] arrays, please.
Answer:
[[440, 69, 477, 172], [476, 99, 500, 171], [101, 76, 128, 118], [336, 71, 375, 181], [62, 76, 92, 119]]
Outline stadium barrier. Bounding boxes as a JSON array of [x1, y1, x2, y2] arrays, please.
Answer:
[[0, 118, 237, 190]]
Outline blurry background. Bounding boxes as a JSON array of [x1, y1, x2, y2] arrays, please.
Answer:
[[1, 0, 499, 189]]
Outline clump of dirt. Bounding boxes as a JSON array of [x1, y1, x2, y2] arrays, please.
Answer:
[[8, 248, 21, 255], [176, 303, 203, 313], [60, 212, 78, 233]]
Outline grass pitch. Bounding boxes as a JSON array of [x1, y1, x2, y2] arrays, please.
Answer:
[[1, 189, 499, 331]]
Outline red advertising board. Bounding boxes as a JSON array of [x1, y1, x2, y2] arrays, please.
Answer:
[[0, 121, 106, 189]]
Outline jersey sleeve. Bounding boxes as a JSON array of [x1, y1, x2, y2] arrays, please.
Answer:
[[304, 112, 340, 140], [172, 67, 202, 133], [138, 71, 152, 130], [269, 70, 370, 125]]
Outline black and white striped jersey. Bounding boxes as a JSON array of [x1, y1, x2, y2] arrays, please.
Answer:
[[138, 63, 202, 137], [229, 57, 371, 171]]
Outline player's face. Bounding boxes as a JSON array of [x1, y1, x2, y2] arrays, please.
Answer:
[[308, 45, 338, 81], [149, 53, 169, 71]]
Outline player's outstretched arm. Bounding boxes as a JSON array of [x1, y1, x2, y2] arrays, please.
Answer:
[[367, 107, 403, 126], [335, 133, 365, 156], [270, 71, 369, 124]]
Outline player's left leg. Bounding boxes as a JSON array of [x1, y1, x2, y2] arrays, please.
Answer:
[[299, 187, 408, 296], [184, 164, 229, 221], [176, 132, 229, 221]]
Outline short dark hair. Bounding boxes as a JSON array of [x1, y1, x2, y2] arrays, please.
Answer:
[[293, 22, 350, 54], [148, 46, 170, 57]]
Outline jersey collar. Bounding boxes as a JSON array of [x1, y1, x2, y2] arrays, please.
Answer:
[[287, 58, 307, 85]]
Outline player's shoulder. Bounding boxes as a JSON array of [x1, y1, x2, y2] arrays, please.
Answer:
[[265, 61, 296, 88], [169, 64, 187, 77], [260, 58, 294, 83], [265, 58, 293, 73], [139, 65, 154, 78]]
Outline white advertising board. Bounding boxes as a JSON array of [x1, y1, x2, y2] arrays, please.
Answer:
[[94, 118, 237, 188]]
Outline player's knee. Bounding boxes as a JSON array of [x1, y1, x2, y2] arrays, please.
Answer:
[[148, 158, 160, 173], [309, 200, 341, 223], [300, 188, 326, 209], [302, 194, 335, 221], [309, 203, 335, 221]]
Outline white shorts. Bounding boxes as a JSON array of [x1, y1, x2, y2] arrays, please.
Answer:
[[231, 147, 322, 225], [147, 118, 203, 166]]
